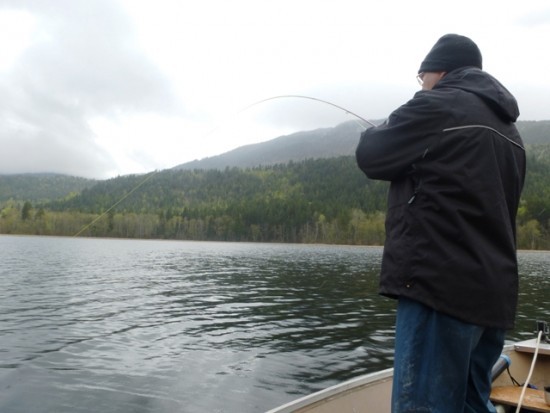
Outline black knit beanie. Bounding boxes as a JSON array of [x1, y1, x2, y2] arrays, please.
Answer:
[[418, 34, 482, 74]]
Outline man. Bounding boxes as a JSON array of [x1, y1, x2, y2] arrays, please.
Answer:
[[355, 34, 526, 412]]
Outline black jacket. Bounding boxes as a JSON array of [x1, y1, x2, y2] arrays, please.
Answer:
[[356, 67, 526, 329]]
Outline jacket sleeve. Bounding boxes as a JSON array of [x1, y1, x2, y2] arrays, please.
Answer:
[[355, 91, 448, 181]]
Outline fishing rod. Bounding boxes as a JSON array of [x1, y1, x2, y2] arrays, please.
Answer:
[[73, 94, 375, 237], [236, 95, 376, 128]]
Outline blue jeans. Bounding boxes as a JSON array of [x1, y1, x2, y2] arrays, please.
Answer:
[[392, 297, 505, 413]]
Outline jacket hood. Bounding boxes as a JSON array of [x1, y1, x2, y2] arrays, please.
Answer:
[[436, 67, 520, 122]]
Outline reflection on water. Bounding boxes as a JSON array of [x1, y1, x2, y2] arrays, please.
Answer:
[[0, 236, 548, 413]]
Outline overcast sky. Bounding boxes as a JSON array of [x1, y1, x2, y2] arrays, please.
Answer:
[[1, 0, 549, 179]]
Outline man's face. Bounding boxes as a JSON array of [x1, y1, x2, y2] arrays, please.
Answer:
[[418, 71, 447, 90]]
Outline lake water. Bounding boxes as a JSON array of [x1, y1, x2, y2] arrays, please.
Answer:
[[0, 235, 548, 413]]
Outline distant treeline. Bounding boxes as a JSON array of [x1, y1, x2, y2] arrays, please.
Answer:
[[1, 151, 549, 249]]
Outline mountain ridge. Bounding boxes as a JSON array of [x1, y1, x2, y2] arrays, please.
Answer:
[[174, 120, 366, 171], [174, 119, 550, 171]]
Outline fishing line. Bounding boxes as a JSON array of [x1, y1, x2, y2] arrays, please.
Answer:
[[73, 94, 374, 237], [73, 171, 158, 237]]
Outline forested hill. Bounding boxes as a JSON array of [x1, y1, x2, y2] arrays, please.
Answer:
[[0, 173, 95, 203], [517, 120, 550, 144], [1, 157, 390, 245], [174, 120, 550, 171]]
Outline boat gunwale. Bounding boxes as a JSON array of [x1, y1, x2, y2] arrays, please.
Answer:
[[265, 368, 393, 413]]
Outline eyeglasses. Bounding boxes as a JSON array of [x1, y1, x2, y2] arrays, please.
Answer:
[[416, 72, 425, 86]]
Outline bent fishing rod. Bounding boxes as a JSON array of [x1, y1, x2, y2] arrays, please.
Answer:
[[73, 94, 375, 237], [238, 95, 376, 128]]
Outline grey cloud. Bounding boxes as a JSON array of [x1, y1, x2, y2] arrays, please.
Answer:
[[0, 0, 180, 178], [516, 7, 550, 27]]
